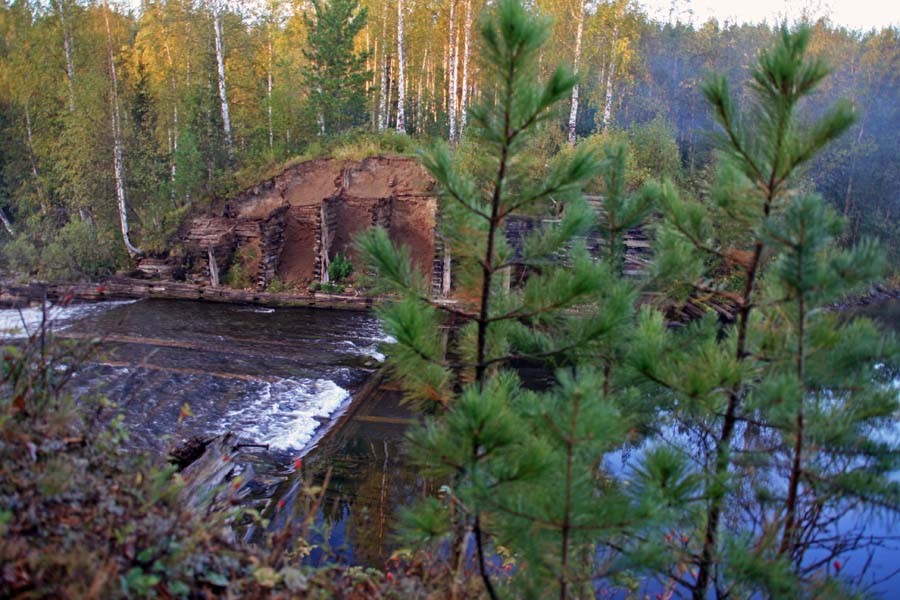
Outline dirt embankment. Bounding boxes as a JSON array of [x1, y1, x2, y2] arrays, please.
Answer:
[[144, 156, 437, 291]]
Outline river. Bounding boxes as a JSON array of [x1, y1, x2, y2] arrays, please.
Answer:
[[1, 296, 898, 595]]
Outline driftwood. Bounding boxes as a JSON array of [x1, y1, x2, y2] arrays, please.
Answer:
[[169, 435, 216, 471], [171, 432, 256, 514]]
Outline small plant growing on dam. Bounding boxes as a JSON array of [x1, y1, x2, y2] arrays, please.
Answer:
[[328, 253, 354, 284], [359, 2, 900, 599]]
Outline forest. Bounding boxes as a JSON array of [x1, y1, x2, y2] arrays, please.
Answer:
[[0, 0, 898, 277], [2, 0, 900, 599]]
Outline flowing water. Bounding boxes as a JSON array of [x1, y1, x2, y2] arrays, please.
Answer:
[[0, 299, 388, 455]]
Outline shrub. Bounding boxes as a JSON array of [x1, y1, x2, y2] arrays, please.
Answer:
[[224, 246, 259, 289], [327, 253, 353, 283], [265, 277, 291, 293]]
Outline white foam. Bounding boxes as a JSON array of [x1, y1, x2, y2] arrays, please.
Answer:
[[339, 327, 392, 362], [225, 378, 350, 451], [0, 300, 137, 340]]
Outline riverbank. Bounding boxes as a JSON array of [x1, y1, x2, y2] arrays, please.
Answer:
[[0, 277, 378, 311], [828, 281, 900, 311]]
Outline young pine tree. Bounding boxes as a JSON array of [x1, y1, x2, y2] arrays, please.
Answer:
[[302, 0, 370, 136], [358, 1, 672, 598], [633, 26, 900, 598]]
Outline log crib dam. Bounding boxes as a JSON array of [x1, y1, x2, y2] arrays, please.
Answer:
[[140, 156, 439, 292]]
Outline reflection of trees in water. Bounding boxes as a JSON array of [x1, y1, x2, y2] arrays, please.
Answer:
[[674, 394, 900, 591], [302, 421, 432, 568]]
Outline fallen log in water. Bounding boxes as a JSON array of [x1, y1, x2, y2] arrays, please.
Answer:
[[171, 432, 257, 516]]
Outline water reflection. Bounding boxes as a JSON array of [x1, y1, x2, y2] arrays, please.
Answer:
[[258, 385, 430, 568]]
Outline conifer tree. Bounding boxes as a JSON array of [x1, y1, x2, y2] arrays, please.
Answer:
[[358, 1, 665, 597], [633, 25, 900, 598], [302, 0, 370, 135]]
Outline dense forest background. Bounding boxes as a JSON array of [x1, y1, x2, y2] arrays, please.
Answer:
[[0, 0, 898, 278]]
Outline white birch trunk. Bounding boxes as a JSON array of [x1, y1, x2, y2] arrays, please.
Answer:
[[213, 4, 234, 162], [448, 0, 458, 144], [371, 37, 378, 125], [0, 208, 15, 237], [385, 56, 393, 129], [104, 4, 142, 257], [317, 78, 325, 135], [54, 0, 76, 113], [24, 101, 45, 211], [417, 47, 428, 134], [567, 0, 585, 146], [164, 40, 179, 203], [378, 12, 388, 131], [395, 0, 406, 132], [267, 37, 274, 150], [460, 0, 472, 135], [602, 26, 619, 131]]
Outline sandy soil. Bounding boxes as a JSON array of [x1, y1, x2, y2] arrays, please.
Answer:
[[276, 207, 319, 285]]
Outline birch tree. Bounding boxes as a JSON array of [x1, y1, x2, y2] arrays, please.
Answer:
[[210, 0, 234, 164], [601, 25, 618, 130], [459, 0, 473, 135], [378, 7, 389, 131], [395, 0, 406, 132], [103, 2, 142, 257], [566, 0, 585, 145], [51, 0, 77, 114], [447, 0, 459, 144]]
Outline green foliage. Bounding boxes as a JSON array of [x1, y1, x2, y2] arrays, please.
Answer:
[[171, 127, 205, 203], [224, 246, 259, 289], [2, 219, 122, 280], [327, 253, 353, 283], [302, 0, 370, 136], [309, 281, 345, 294], [135, 198, 191, 255], [635, 24, 900, 597], [629, 116, 682, 185], [360, 12, 899, 600], [265, 277, 291, 293], [359, 2, 662, 597]]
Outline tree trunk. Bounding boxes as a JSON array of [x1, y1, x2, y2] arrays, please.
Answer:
[[602, 27, 619, 131], [371, 36, 378, 126], [164, 40, 179, 204], [53, 0, 76, 114], [417, 47, 428, 134], [396, 0, 406, 133], [213, 4, 234, 164], [267, 36, 274, 151], [23, 100, 47, 212], [379, 12, 388, 131], [567, 0, 585, 146], [460, 0, 472, 136], [104, 3, 142, 258], [0, 207, 15, 237], [448, 0, 459, 144], [386, 56, 394, 129], [208, 246, 220, 287]]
